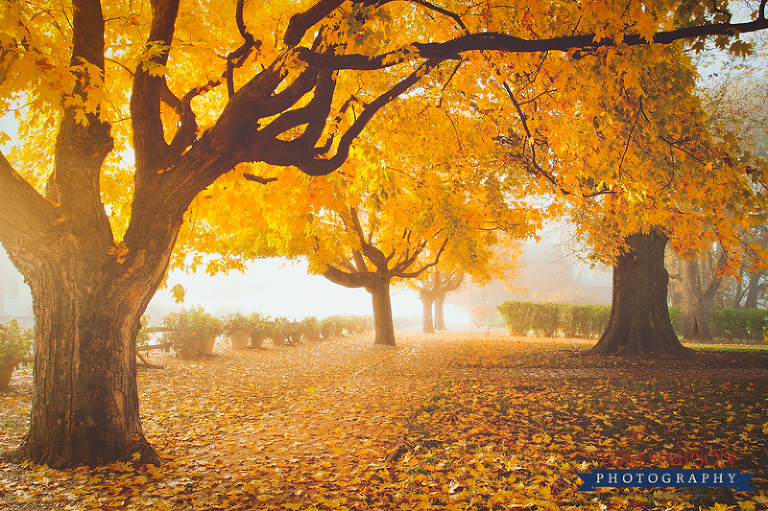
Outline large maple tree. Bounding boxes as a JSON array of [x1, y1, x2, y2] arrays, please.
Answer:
[[484, 32, 768, 356], [1, 0, 768, 467]]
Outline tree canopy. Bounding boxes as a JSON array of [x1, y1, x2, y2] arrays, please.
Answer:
[[2, 0, 768, 467]]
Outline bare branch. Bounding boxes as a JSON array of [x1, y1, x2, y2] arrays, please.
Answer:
[[408, 0, 468, 32]]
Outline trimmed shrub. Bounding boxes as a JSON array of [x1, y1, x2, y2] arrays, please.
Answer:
[[497, 301, 534, 336], [531, 302, 561, 337], [711, 308, 767, 340], [496, 301, 614, 339]]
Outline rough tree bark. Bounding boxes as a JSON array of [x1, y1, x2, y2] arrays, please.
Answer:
[[586, 230, 693, 358], [370, 280, 397, 346], [744, 271, 764, 309]]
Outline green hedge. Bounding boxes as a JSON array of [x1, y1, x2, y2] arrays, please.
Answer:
[[711, 308, 767, 341], [497, 301, 767, 341], [497, 301, 534, 336], [497, 301, 609, 338]]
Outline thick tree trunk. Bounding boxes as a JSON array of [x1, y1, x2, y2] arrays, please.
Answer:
[[21, 273, 155, 466], [370, 280, 396, 345], [586, 231, 693, 358], [421, 296, 435, 333], [435, 293, 446, 330]]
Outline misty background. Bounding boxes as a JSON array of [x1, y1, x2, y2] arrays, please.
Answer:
[[1, 224, 612, 329]]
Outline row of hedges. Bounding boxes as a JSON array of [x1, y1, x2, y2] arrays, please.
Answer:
[[498, 301, 768, 341], [710, 308, 767, 341], [497, 301, 611, 339]]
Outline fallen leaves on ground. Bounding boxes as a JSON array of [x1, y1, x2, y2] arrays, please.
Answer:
[[1, 333, 767, 510]]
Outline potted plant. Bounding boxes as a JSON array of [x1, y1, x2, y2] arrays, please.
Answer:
[[223, 312, 255, 349], [270, 317, 288, 346], [248, 312, 270, 348], [319, 317, 334, 340], [162, 306, 222, 359], [302, 316, 321, 342], [1, 318, 34, 390]]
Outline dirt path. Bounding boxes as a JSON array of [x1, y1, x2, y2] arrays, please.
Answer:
[[122, 332, 468, 506]]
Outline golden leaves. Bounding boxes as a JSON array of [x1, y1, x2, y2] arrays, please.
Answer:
[[107, 241, 129, 264], [2, 333, 767, 509]]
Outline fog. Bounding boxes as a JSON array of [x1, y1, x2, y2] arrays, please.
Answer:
[[0, 250, 473, 327], [149, 258, 472, 325]]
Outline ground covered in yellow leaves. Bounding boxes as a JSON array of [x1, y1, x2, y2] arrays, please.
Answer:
[[1, 332, 767, 510]]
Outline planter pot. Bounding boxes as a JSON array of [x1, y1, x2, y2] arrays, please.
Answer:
[[230, 331, 250, 350], [272, 332, 286, 347], [177, 342, 198, 359], [199, 334, 217, 355], [250, 332, 266, 348], [0, 362, 17, 390]]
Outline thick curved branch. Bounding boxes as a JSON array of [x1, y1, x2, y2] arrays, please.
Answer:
[[291, 61, 431, 176], [0, 152, 59, 243], [258, 69, 336, 146], [322, 264, 376, 289], [296, 18, 768, 71], [284, 0, 347, 46], [47, 0, 113, 241]]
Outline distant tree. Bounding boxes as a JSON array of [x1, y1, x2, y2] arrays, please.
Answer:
[[412, 267, 463, 333]]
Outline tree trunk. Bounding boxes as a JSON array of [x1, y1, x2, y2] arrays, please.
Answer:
[[322, 267, 398, 346], [421, 296, 435, 333], [435, 293, 446, 330], [744, 272, 762, 309], [733, 269, 745, 308], [0, 222, 175, 468], [22, 279, 155, 466], [370, 280, 396, 346], [682, 259, 714, 341], [586, 230, 693, 358]]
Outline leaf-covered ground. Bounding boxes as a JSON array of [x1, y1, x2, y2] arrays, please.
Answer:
[[1, 332, 767, 510]]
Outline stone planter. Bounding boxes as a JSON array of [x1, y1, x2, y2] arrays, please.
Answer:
[[250, 332, 266, 348], [272, 331, 286, 347], [0, 362, 17, 391], [199, 334, 217, 355], [230, 331, 250, 350]]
